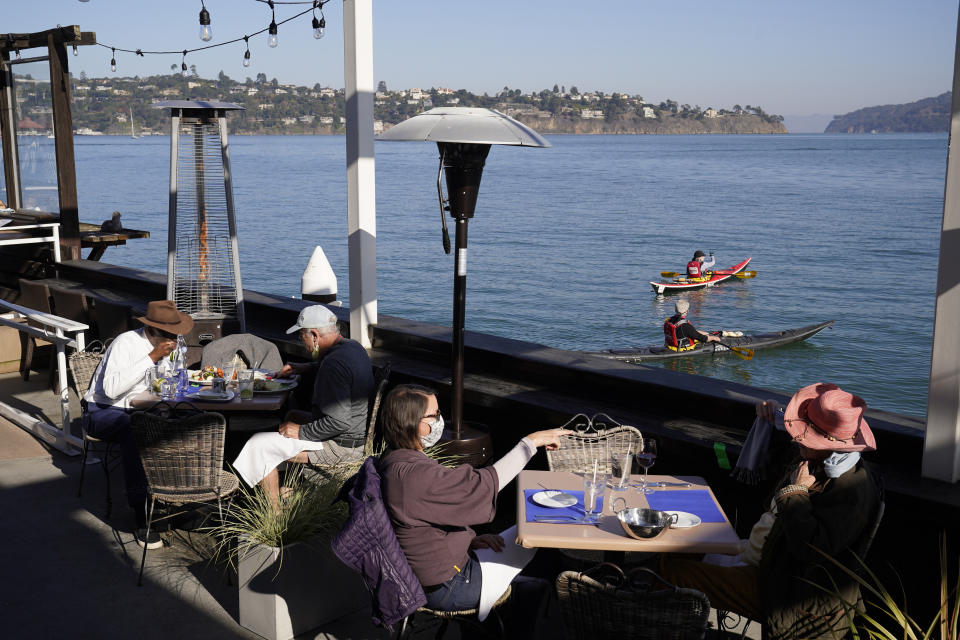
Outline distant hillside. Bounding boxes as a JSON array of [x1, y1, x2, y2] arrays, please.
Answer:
[[824, 92, 951, 133]]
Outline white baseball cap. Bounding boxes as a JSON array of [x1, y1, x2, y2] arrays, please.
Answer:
[[286, 305, 338, 334], [675, 299, 690, 315]]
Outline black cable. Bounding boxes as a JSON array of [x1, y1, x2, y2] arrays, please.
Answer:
[[93, 1, 329, 58]]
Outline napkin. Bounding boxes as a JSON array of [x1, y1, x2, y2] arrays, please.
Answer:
[[645, 489, 726, 523], [474, 525, 535, 622], [523, 489, 603, 522]]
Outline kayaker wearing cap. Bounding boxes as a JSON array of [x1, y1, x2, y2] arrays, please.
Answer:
[[663, 299, 721, 349], [686, 250, 715, 279], [83, 299, 194, 549], [232, 305, 374, 507], [659, 383, 881, 638]]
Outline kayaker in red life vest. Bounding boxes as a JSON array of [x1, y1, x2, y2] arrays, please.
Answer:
[[686, 250, 716, 279], [664, 299, 721, 348]]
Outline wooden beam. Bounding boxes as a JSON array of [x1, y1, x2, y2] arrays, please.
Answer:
[[0, 27, 95, 52], [0, 50, 21, 210], [47, 36, 80, 260]]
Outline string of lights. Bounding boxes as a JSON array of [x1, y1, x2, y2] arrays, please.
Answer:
[[84, 0, 329, 73]]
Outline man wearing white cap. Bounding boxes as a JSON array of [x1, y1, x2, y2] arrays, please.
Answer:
[[232, 305, 374, 505]]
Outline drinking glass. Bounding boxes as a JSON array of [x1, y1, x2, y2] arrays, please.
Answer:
[[583, 475, 606, 522], [635, 439, 658, 494], [144, 366, 158, 392], [160, 378, 177, 400], [222, 365, 237, 387], [610, 452, 633, 491], [238, 369, 255, 400]]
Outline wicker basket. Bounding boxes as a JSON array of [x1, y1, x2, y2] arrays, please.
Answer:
[[547, 413, 643, 474], [556, 564, 710, 640]]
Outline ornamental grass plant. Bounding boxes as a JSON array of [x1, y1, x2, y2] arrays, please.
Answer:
[[816, 532, 958, 640]]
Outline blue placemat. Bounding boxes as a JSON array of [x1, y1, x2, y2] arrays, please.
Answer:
[[524, 489, 603, 522], [645, 489, 726, 523]]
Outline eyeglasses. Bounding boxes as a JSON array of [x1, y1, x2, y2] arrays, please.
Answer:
[[150, 327, 178, 341], [422, 411, 441, 422]]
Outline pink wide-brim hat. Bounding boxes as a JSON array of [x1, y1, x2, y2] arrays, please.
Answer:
[[783, 383, 876, 453]]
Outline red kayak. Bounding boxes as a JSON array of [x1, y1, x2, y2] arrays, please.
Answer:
[[650, 258, 752, 294]]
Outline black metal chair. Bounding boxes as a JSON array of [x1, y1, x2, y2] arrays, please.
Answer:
[[556, 563, 710, 640], [395, 585, 512, 640], [69, 343, 120, 516], [131, 404, 239, 586]]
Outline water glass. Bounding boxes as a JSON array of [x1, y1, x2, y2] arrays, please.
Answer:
[[160, 378, 177, 400], [144, 366, 158, 391], [583, 476, 606, 521], [237, 369, 255, 400], [222, 365, 237, 386], [610, 453, 633, 491]]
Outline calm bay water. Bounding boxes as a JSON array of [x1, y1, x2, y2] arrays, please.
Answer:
[[20, 133, 949, 418]]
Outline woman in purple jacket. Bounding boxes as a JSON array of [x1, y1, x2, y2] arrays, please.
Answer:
[[378, 384, 568, 617]]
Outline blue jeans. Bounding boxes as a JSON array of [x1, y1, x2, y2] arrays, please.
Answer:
[[423, 553, 550, 636], [424, 552, 483, 611], [86, 406, 147, 523]]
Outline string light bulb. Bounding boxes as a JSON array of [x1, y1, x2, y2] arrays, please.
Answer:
[[242, 36, 251, 67], [72, 45, 79, 56], [199, 2, 213, 42], [15, 50, 22, 60], [268, 2, 279, 48], [312, 14, 325, 39], [181, 51, 189, 78], [110, 48, 116, 72]]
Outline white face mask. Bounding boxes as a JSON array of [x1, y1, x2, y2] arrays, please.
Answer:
[[420, 414, 444, 449]]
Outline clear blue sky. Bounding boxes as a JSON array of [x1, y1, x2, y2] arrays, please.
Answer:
[[5, 1, 957, 117]]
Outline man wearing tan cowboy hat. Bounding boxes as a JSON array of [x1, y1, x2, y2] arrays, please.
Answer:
[[84, 300, 194, 549], [660, 383, 881, 639], [232, 305, 374, 507]]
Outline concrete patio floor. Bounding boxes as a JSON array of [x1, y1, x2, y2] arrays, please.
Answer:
[[0, 367, 758, 640]]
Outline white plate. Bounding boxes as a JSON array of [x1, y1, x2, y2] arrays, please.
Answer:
[[194, 389, 235, 402], [665, 511, 702, 528], [531, 490, 578, 508]]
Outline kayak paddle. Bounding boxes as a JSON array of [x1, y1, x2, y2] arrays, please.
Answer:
[[733, 271, 757, 278], [718, 341, 754, 360], [660, 271, 680, 278]]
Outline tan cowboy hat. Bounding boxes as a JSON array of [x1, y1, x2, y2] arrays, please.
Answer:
[[783, 383, 876, 452], [136, 300, 194, 335]]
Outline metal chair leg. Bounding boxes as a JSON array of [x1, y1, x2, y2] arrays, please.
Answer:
[[101, 443, 113, 517], [77, 437, 90, 497], [137, 496, 156, 587]]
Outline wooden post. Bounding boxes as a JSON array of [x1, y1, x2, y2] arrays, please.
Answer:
[[923, 7, 960, 483], [47, 37, 80, 260], [0, 50, 22, 210], [343, 0, 377, 347]]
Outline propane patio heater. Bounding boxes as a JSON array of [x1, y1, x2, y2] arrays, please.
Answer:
[[157, 100, 246, 364], [379, 107, 550, 464]]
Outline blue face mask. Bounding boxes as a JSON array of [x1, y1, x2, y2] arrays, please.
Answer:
[[420, 414, 444, 449]]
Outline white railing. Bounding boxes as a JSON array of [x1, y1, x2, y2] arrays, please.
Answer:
[[0, 298, 87, 454], [0, 222, 62, 263]]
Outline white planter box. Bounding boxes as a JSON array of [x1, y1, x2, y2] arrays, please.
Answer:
[[238, 538, 367, 640]]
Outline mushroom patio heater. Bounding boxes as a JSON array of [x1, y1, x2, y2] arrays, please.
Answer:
[[379, 107, 550, 463], [157, 100, 246, 363]]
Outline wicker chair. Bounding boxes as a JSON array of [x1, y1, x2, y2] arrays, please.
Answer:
[[395, 585, 512, 640], [556, 564, 710, 640], [546, 413, 644, 475], [69, 342, 118, 516], [131, 404, 240, 586]]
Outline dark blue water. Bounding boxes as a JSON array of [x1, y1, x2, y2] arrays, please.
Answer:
[[6, 133, 946, 418]]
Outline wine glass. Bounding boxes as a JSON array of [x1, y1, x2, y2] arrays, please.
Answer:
[[635, 439, 657, 494]]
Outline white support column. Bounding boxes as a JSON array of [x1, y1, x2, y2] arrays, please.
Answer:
[[343, 0, 377, 348], [923, 10, 960, 483]]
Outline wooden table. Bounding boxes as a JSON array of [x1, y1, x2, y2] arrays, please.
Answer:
[[516, 470, 741, 554]]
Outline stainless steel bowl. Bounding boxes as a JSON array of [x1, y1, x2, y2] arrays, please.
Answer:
[[614, 507, 678, 540]]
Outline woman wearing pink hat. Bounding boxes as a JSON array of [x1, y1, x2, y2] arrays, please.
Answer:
[[660, 383, 881, 639]]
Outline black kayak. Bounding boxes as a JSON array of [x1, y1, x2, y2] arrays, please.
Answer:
[[585, 320, 834, 362]]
